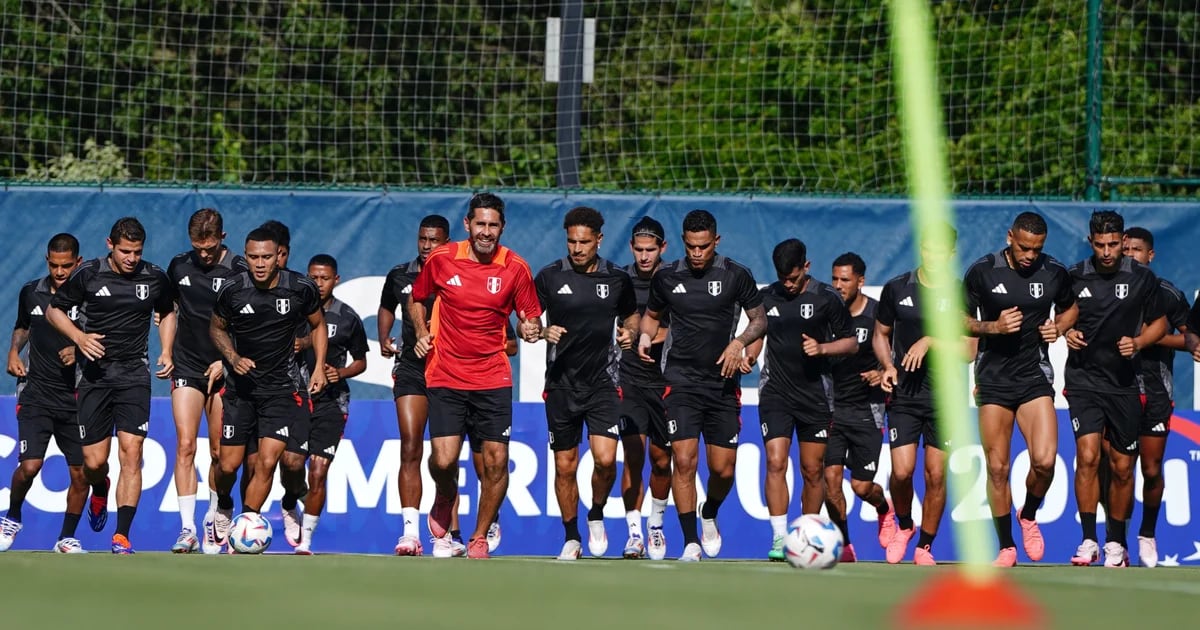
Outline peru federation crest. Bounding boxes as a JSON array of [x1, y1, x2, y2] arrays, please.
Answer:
[[1029, 282, 1043, 299], [135, 284, 150, 300], [276, 298, 291, 315], [487, 277, 503, 294], [707, 281, 722, 296], [1115, 283, 1129, 300], [595, 284, 609, 299]]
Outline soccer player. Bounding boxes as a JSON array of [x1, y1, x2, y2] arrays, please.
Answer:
[[166, 209, 247, 554], [208, 228, 328, 549], [824, 252, 897, 563], [744, 239, 857, 562], [409, 193, 543, 559], [964, 212, 1077, 567], [46, 217, 176, 554], [874, 224, 970, 565], [637, 209, 767, 562], [1064, 210, 1166, 568], [295, 254, 368, 554], [534, 207, 639, 560], [0, 234, 89, 553], [1121, 226, 1190, 567], [618, 217, 674, 560]]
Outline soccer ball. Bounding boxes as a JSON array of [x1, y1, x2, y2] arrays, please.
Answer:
[[229, 512, 273, 554], [784, 514, 843, 570]]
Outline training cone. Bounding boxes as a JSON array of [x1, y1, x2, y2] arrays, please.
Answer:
[[892, 571, 1044, 629]]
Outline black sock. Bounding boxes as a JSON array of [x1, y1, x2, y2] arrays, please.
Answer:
[[829, 509, 851, 545], [450, 529, 463, 543], [217, 494, 234, 510], [1080, 512, 1098, 542], [59, 513, 82, 540], [115, 506, 136, 537], [587, 503, 605, 522], [1019, 493, 1043, 522], [492, 513, 500, 525], [916, 529, 936, 548], [281, 492, 298, 510], [678, 511, 699, 545], [1140, 503, 1161, 538], [91, 480, 108, 497], [700, 497, 723, 520], [564, 517, 581, 542], [897, 514, 914, 530], [872, 497, 889, 516], [5, 505, 21, 522], [1106, 518, 1127, 547], [993, 513, 1016, 549]]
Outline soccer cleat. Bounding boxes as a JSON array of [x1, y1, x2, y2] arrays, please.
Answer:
[[697, 502, 722, 557], [993, 546, 1017, 567], [294, 541, 313, 556], [201, 513, 221, 554], [0, 517, 22, 551], [1138, 536, 1158, 568], [767, 535, 786, 562], [427, 494, 453, 540], [450, 537, 467, 557], [679, 542, 702, 562], [877, 501, 897, 549], [913, 545, 936, 566], [1070, 539, 1100, 566], [840, 543, 857, 563], [393, 535, 423, 556], [282, 503, 303, 548], [886, 527, 914, 564], [53, 537, 86, 554], [1103, 542, 1128, 568], [87, 477, 110, 532], [466, 537, 489, 559], [623, 533, 646, 559], [1018, 517, 1045, 561], [111, 534, 134, 555], [486, 520, 502, 553], [557, 539, 583, 561], [647, 526, 667, 560], [587, 519, 608, 557], [211, 506, 234, 547], [172, 529, 200, 553], [431, 535, 453, 558]]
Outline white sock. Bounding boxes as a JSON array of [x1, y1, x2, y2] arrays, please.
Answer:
[[401, 507, 419, 538], [207, 489, 218, 515], [179, 494, 196, 532], [302, 513, 319, 544], [647, 498, 668, 528], [626, 510, 643, 538], [770, 515, 788, 538]]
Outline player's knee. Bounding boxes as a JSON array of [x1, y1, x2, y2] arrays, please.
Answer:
[[890, 468, 914, 486], [399, 438, 423, 463], [176, 436, 198, 460], [1075, 446, 1100, 470], [16, 460, 43, 480], [985, 458, 1010, 484], [554, 456, 579, 478], [1109, 456, 1135, 481], [925, 468, 946, 490], [799, 459, 822, 482], [850, 480, 874, 498], [308, 462, 330, 488], [593, 450, 617, 471], [1029, 455, 1055, 479], [765, 452, 789, 476], [1139, 457, 1161, 480]]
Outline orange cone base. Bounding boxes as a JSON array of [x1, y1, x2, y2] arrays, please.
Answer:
[[892, 571, 1044, 630]]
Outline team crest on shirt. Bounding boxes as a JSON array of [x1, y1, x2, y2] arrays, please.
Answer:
[[223, 425, 235, 439], [327, 323, 337, 338], [707, 281, 722, 296], [212, 277, 225, 292], [1029, 282, 1043, 299], [800, 303, 814, 319], [67, 306, 79, 321], [135, 284, 150, 300], [486, 277, 503, 294], [856, 327, 869, 343], [595, 283, 609, 299], [276, 298, 291, 314], [1115, 283, 1129, 299]]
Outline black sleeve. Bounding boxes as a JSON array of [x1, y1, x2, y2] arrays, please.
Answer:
[[1053, 264, 1076, 312], [616, 274, 638, 320], [534, 268, 551, 312], [154, 270, 175, 316], [1140, 270, 1165, 324], [14, 285, 32, 331], [826, 290, 854, 340], [963, 261, 983, 315], [646, 270, 669, 314], [1164, 284, 1191, 331], [379, 267, 404, 313], [300, 280, 322, 316], [212, 284, 234, 322], [735, 266, 762, 310], [876, 281, 897, 327], [348, 313, 369, 360], [50, 266, 88, 311], [1189, 301, 1200, 334]]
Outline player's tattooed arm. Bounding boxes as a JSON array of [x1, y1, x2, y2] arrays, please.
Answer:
[[6, 328, 29, 377], [733, 304, 767, 348], [210, 314, 254, 375], [965, 307, 1022, 336]]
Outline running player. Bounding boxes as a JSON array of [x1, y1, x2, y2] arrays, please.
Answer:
[[46, 217, 176, 554], [295, 254, 368, 554], [823, 252, 896, 563], [534, 207, 639, 560], [618, 217, 674, 560], [409, 193, 543, 559], [0, 234, 89, 553], [1064, 210, 1166, 567], [744, 239, 856, 561], [1121, 226, 1190, 567], [166, 209, 247, 553], [638, 209, 767, 561], [208, 227, 328, 548], [964, 212, 1077, 567]]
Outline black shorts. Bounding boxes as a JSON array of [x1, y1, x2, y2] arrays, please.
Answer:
[[758, 396, 831, 443], [618, 383, 668, 445], [392, 359, 427, 399], [221, 390, 311, 456], [76, 383, 151, 446], [887, 394, 946, 450], [544, 387, 620, 451], [1066, 390, 1141, 455], [308, 398, 348, 460], [825, 414, 884, 482], [974, 379, 1054, 410], [170, 370, 224, 396], [16, 403, 83, 466], [1140, 393, 1173, 437], [427, 387, 512, 454], [662, 385, 741, 449]]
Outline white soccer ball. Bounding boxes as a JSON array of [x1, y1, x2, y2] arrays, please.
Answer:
[[784, 514, 843, 570], [229, 512, 273, 554]]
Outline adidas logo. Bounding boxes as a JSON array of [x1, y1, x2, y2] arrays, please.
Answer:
[[402, 285, 412, 294], [447, 275, 462, 287], [814, 429, 828, 439], [95, 286, 111, 297], [607, 425, 619, 435], [323, 445, 336, 456], [30, 306, 43, 316], [991, 283, 1007, 294], [767, 306, 780, 317], [898, 296, 914, 307], [1127, 442, 1137, 451], [179, 276, 191, 286], [276, 426, 289, 437], [672, 284, 687, 294], [863, 461, 876, 472], [557, 284, 573, 295], [137, 422, 149, 432], [728, 435, 738, 444], [1078, 287, 1092, 299], [1150, 423, 1166, 433], [300, 441, 308, 451], [240, 304, 255, 315], [501, 426, 511, 437]]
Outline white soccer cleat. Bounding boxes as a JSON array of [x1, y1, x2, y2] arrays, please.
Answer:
[[557, 539, 582, 561], [1103, 542, 1128, 568], [201, 512, 221, 555], [393, 535, 423, 556], [450, 537, 467, 557], [646, 526, 667, 560], [1070, 539, 1099, 566], [294, 540, 313, 556], [1138, 536, 1158, 568], [282, 503, 303, 547], [679, 542, 702, 562], [431, 535, 454, 558], [587, 519, 608, 557], [486, 520, 502, 553], [172, 529, 199, 553], [0, 517, 22, 552], [698, 502, 722, 557], [53, 537, 86, 554], [623, 534, 646, 559], [211, 506, 234, 547]]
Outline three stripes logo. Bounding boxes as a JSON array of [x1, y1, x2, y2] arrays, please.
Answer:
[[447, 275, 463, 287], [557, 284, 573, 295], [991, 283, 1008, 294], [240, 304, 256, 315], [672, 284, 687, 294], [94, 286, 112, 297]]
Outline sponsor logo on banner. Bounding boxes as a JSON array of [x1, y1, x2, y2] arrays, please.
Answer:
[[487, 277, 502, 294]]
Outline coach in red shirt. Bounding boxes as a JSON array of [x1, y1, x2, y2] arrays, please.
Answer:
[[408, 192, 543, 559]]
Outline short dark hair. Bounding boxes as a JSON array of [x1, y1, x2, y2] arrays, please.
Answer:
[[245, 227, 278, 246], [630, 216, 665, 243], [308, 253, 338, 273], [832, 252, 866, 276], [48, 233, 80, 257], [1089, 210, 1124, 236], [259, 220, 291, 248], [1124, 226, 1153, 248], [563, 206, 604, 234], [468, 192, 506, 225], [682, 209, 717, 235], [188, 208, 224, 240], [419, 214, 451, 235], [109, 217, 146, 244], [1011, 212, 1047, 235], [772, 239, 807, 277]]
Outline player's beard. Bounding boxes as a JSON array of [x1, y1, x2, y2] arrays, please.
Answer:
[[471, 238, 497, 257]]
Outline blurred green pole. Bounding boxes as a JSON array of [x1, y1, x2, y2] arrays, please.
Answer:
[[1084, 0, 1103, 201]]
